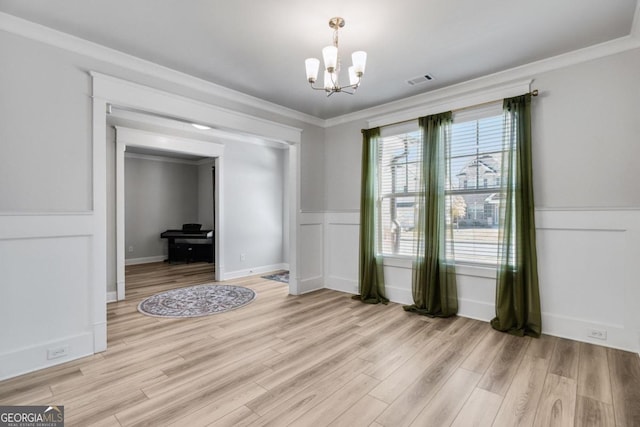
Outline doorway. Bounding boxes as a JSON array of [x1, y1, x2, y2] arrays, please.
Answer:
[[92, 72, 301, 353], [113, 125, 224, 300]]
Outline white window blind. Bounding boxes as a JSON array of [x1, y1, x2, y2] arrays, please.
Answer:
[[376, 102, 508, 265], [377, 128, 421, 256], [446, 113, 506, 265]]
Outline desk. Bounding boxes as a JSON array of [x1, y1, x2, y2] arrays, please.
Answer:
[[160, 229, 213, 263]]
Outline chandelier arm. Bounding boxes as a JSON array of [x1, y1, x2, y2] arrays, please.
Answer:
[[309, 82, 329, 91], [340, 82, 360, 92]]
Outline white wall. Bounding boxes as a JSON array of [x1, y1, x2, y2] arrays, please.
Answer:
[[320, 48, 640, 352]]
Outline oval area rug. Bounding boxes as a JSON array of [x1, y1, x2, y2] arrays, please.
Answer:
[[137, 284, 256, 318]]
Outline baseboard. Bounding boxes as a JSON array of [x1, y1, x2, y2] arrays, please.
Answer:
[[457, 298, 495, 322], [0, 332, 94, 381], [106, 291, 117, 303], [298, 275, 324, 294], [222, 263, 289, 281], [125, 255, 166, 265], [93, 321, 107, 353], [541, 312, 636, 353], [324, 276, 358, 295], [385, 285, 413, 306]]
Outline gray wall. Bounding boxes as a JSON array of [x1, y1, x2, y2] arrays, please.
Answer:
[[124, 156, 199, 260], [106, 127, 117, 294], [223, 141, 286, 272], [118, 141, 286, 273], [198, 161, 215, 230], [0, 31, 92, 212], [0, 29, 325, 215], [531, 48, 640, 208], [300, 125, 326, 211], [325, 119, 367, 211], [324, 48, 640, 211]]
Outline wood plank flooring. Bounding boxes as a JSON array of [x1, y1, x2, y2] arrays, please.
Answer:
[[1, 262, 639, 426]]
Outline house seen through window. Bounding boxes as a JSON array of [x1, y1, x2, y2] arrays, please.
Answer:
[[377, 107, 507, 265]]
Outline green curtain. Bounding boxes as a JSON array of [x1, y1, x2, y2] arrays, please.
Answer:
[[490, 94, 542, 337], [404, 112, 458, 317], [356, 128, 388, 304]]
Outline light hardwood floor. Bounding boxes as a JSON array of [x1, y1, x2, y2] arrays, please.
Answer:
[[1, 262, 639, 426]]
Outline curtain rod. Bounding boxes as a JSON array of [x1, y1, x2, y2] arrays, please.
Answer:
[[363, 89, 539, 131]]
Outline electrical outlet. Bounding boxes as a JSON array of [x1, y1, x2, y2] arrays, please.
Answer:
[[240, 253, 246, 261], [47, 345, 69, 360], [588, 328, 607, 340], [128, 246, 134, 253]]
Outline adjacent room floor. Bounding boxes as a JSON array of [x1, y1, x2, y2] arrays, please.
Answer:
[[0, 262, 639, 426]]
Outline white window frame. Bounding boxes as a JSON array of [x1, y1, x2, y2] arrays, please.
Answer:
[[374, 99, 520, 266], [369, 80, 531, 268], [448, 101, 504, 266]]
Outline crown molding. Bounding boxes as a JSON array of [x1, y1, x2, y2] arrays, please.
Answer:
[[325, 34, 640, 128], [0, 11, 325, 128], [2, 10, 639, 131], [367, 79, 531, 129]]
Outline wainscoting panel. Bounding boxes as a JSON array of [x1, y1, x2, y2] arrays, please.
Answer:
[[314, 208, 640, 353], [535, 209, 640, 352], [537, 229, 625, 327], [0, 213, 97, 380], [299, 212, 324, 294], [324, 212, 359, 295]]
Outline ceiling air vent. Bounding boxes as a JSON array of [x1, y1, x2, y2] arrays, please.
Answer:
[[407, 74, 435, 86]]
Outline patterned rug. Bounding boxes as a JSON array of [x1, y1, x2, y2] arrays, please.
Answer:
[[261, 270, 289, 284], [137, 284, 256, 318]]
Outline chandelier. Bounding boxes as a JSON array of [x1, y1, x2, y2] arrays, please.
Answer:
[[304, 17, 367, 96]]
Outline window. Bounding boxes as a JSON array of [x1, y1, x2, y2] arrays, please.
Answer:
[[377, 127, 421, 256], [377, 103, 507, 265], [446, 111, 506, 264]]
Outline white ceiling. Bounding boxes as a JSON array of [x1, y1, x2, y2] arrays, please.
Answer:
[[1, 0, 637, 119]]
